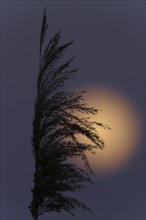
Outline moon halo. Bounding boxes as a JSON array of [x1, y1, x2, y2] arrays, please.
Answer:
[[75, 86, 141, 175]]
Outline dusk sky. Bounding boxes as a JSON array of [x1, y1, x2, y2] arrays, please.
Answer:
[[1, 1, 145, 220]]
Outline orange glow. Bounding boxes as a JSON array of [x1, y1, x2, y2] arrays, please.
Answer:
[[76, 86, 141, 174]]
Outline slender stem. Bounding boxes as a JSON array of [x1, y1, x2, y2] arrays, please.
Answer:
[[34, 215, 39, 220], [34, 153, 39, 220]]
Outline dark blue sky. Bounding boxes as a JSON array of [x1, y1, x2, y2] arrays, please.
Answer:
[[0, 1, 145, 220]]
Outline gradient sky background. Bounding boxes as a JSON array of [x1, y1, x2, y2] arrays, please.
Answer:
[[0, 1, 145, 220]]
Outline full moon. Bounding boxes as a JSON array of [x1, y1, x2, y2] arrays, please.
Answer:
[[76, 86, 141, 175]]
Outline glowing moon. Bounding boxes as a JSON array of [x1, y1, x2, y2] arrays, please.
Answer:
[[76, 86, 141, 175]]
